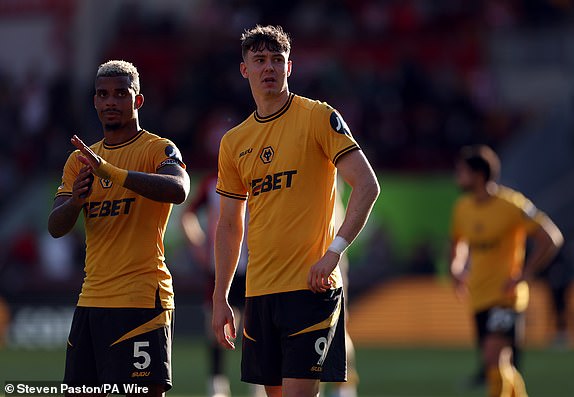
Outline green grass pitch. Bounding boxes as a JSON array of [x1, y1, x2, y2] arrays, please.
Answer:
[[1, 338, 573, 396]]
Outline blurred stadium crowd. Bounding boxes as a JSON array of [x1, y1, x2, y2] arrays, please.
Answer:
[[0, 0, 573, 332]]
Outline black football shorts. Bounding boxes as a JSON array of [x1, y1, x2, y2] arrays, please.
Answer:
[[475, 306, 521, 342], [241, 288, 347, 386], [63, 306, 173, 392]]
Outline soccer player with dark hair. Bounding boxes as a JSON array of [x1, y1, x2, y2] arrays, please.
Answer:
[[450, 144, 563, 397], [48, 60, 190, 396], [212, 25, 380, 397]]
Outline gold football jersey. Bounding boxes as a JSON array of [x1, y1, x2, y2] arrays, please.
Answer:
[[55, 130, 186, 309], [216, 94, 360, 296], [451, 186, 547, 312]]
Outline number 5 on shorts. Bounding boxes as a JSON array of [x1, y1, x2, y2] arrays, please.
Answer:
[[133, 341, 151, 369]]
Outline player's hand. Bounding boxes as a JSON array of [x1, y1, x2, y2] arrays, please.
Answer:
[[503, 276, 521, 297], [307, 251, 340, 293], [212, 298, 236, 350], [71, 135, 105, 178], [71, 165, 94, 203], [451, 272, 468, 301]]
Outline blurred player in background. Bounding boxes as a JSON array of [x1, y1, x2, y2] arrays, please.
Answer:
[[449, 144, 563, 397], [181, 172, 264, 397], [212, 25, 380, 397], [48, 60, 190, 396]]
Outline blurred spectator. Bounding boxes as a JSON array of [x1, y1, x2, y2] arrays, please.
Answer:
[[38, 229, 83, 283], [0, 0, 528, 180], [0, 295, 9, 348], [19, 68, 49, 137], [348, 223, 396, 299], [1, 227, 40, 294], [407, 239, 436, 275]]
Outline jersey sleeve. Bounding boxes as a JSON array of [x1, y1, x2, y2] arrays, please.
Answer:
[[55, 150, 81, 198], [216, 135, 248, 200], [151, 138, 186, 171], [449, 199, 464, 240], [313, 103, 360, 164]]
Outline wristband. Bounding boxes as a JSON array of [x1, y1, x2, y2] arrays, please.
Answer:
[[327, 236, 350, 255], [97, 159, 128, 186]]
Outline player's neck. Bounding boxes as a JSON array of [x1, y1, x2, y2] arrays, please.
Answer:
[[103, 121, 142, 145], [255, 90, 290, 118], [473, 182, 498, 203]]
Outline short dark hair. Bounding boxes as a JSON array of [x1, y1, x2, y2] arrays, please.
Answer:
[[459, 145, 501, 182], [96, 60, 140, 94], [240, 25, 291, 60]]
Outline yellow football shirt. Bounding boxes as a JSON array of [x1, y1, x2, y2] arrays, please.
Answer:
[[451, 186, 547, 312], [55, 130, 186, 309], [216, 94, 360, 297]]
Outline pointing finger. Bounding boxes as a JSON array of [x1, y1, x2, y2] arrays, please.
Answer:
[[71, 134, 86, 150]]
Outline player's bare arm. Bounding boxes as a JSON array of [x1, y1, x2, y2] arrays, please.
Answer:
[[331, 150, 380, 243], [449, 239, 470, 300], [506, 217, 564, 293], [212, 196, 245, 349], [307, 150, 380, 293], [48, 165, 94, 238], [124, 164, 190, 204], [525, 216, 564, 276], [72, 134, 190, 204]]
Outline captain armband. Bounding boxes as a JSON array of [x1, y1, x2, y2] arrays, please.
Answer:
[[327, 236, 350, 256], [97, 159, 128, 186]]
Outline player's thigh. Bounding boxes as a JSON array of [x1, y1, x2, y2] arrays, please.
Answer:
[[264, 385, 282, 397], [282, 378, 320, 397]]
